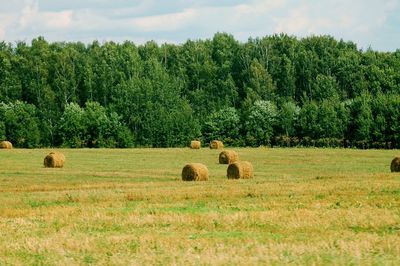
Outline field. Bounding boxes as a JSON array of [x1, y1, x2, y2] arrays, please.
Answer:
[[0, 148, 399, 265]]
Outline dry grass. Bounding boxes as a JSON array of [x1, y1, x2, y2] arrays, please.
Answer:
[[181, 163, 209, 181], [43, 152, 66, 168], [210, 140, 224, 149], [227, 161, 253, 179], [219, 150, 239, 164], [0, 140, 12, 149], [391, 157, 400, 172], [190, 141, 201, 149], [0, 148, 399, 265]]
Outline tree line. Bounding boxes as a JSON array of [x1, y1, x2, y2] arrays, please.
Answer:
[[0, 33, 399, 148]]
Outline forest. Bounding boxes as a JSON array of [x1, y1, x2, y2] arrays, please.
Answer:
[[0, 33, 399, 148]]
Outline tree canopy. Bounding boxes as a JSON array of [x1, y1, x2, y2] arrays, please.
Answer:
[[1, 33, 399, 148]]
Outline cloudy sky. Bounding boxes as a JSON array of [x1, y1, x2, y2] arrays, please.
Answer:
[[0, 0, 399, 51]]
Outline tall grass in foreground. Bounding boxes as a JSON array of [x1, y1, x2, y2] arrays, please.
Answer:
[[0, 148, 399, 265]]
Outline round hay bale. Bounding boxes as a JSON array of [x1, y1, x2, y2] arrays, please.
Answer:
[[210, 140, 224, 149], [190, 140, 201, 149], [219, 150, 239, 164], [181, 163, 208, 181], [44, 152, 66, 168], [0, 141, 13, 149], [390, 157, 400, 172], [227, 161, 254, 179]]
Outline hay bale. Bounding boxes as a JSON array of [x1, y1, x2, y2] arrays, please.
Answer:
[[227, 161, 254, 179], [182, 163, 208, 181], [0, 141, 12, 149], [390, 157, 400, 172], [219, 150, 239, 164], [210, 140, 224, 149], [44, 152, 65, 168], [190, 140, 201, 149]]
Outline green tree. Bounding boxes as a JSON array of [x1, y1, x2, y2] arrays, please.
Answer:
[[1, 35, 400, 148], [349, 93, 373, 142], [242, 59, 276, 112], [50, 44, 80, 107], [83, 101, 109, 147], [298, 100, 319, 139], [335, 101, 351, 140], [0, 121, 5, 140], [277, 101, 299, 137], [244, 100, 277, 146], [313, 74, 339, 101], [83, 101, 133, 148], [202, 107, 240, 145], [317, 99, 341, 138], [58, 103, 86, 147], [104, 112, 133, 148], [113, 59, 200, 147], [0, 42, 22, 102], [335, 49, 367, 98], [0, 101, 40, 147], [370, 92, 388, 142], [385, 94, 400, 146]]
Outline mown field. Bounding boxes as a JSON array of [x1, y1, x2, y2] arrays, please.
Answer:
[[0, 148, 399, 265]]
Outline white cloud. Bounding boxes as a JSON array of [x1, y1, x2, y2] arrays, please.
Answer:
[[42, 10, 73, 29], [66, 9, 109, 32], [0, 13, 13, 39], [18, 0, 38, 29], [0, 0, 398, 50], [128, 8, 198, 32], [234, 0, 285, 15], [270, 0, 399, 50], [14, 0, 73, 32], [273, 5, 335, 35]]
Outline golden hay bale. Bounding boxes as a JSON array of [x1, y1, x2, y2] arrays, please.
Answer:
[[44, 152, 66, 168], [219, 150, 239, 164], [0, 141, 13, 149], [390, 157, 400, 172], [210, 140, 224, 149], [181, 163, 208, 181], [190, 140, 201, 149], [227, 161, 254, 179]]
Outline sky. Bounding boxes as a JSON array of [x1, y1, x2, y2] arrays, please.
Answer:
[[0, 0, 399, 51]]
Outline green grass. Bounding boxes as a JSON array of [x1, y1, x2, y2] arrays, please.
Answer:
[[0, 147, 399, 265]]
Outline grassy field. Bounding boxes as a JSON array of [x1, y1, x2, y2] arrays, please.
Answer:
[[0, 147, 399, 265]]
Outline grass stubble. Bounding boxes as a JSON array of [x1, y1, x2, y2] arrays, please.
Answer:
[[0, 148, 399, 265]]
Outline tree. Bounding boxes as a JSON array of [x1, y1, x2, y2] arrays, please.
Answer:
[[349, 93, 373, 142], [203, 107, 240, 145], [0, 121, 5, 140], [104, 111, 133, 148], [335, 49, 367, 98], [83, 101, 133, 148], [277, 101, 299, 137], [317, 99, 341, 138], [0, 42, 22, 102], [58, 102, 86, 147], [335, 101, 351, 140], [298, 100, 319, 139], [112, 59, 200, 147], [211, 33, 240, 108], [83, 101, 109, 147], [0, 101, 40, 147], [242, 59, 276, 112], [50, 44, 80, 107], [312, 74, 339, 101], [0, 35, 399, 148], [370, 92, 388, 143], [244, 100, 277, 146]]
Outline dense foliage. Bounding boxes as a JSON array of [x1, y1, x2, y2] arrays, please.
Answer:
[[0, 33, 399, 148]]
